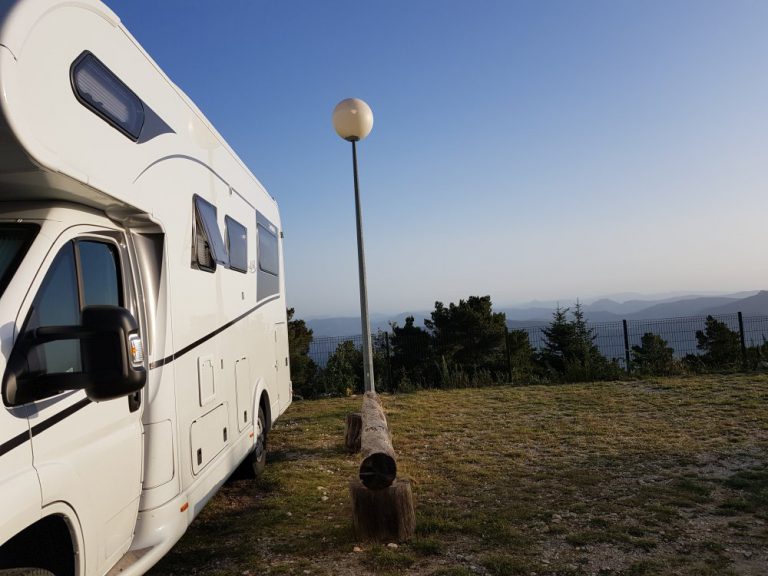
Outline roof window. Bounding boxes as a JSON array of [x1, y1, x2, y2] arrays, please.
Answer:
[[71, 51, 145, 140]]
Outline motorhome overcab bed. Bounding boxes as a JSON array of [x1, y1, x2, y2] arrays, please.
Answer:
[[0, 1, 292, 575]]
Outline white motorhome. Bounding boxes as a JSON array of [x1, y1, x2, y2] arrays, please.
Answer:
[[0, 1, 292, 575]]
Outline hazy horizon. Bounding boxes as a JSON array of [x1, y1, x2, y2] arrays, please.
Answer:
[[106, 1, 768, 318], [301, 288, 764, 320]]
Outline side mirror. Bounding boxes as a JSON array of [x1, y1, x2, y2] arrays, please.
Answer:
[[3, 306, 147, 405]]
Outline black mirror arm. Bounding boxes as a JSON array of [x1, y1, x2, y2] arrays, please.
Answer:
[[6, 368, 95, 406], [21, 372, 94, 393], [26, 325, 98, 347]]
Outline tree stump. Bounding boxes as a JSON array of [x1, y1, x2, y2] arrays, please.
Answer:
[[359, 392, 397, 489], [350, 478, 415, 542], [345, 412, 362, 453]]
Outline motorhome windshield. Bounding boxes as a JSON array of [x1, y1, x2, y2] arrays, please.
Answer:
[[0, 224, 39, 297]]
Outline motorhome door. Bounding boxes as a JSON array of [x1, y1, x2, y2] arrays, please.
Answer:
[[13, 226, 144, 574]]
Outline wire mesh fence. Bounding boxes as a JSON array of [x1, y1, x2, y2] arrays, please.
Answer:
[[304, 312, 768, 392]]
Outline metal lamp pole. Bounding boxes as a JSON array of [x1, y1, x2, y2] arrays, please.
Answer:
[[333, 98, 375, 393], [351, 138, 375, 393]]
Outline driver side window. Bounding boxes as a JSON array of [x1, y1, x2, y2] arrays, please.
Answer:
[[24, 240, 122, 378]]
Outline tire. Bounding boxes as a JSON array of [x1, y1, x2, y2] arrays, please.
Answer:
[[249, 406, 268, 477], [0, 569, 56, 576]]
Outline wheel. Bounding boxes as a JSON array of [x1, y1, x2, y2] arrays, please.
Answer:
[[0, 569, 56, 576], [250, 406, 268, 477]]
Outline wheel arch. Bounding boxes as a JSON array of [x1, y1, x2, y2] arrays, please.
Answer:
[[258, 389, 272, 434], [0, 503, 82, 576]]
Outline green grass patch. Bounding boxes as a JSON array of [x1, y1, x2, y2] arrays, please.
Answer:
[[481, 554, 536, 575], [430, 568, 474, 576], [146, 374, 768, 575], [361, 545, 416, 572], [409, 537, 442, 556], [721, 466, 768, 516], [626, 559, 666, 575]]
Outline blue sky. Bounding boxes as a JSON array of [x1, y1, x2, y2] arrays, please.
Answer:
[[105, 0, 768, 317]]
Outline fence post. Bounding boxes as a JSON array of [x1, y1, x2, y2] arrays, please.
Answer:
[[622, 319, 631, 373], [384, 332, 393, 390], [504, 326, 513, 383], [737, 311, 747, 367]]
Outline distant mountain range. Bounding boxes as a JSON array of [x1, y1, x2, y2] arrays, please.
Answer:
[[305, 290, 768, 337], [304, 313, 421, 339]]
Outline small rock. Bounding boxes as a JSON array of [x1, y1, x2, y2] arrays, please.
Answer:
[[303, 571, 310, 575], [387, 543, 398, 549], [743, 551, 752, 558], [286, 512, 292, 517], [321, 496, 329, 502], [353, 546, 363, 553]]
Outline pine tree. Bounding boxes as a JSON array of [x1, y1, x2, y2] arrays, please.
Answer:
[[540, 301, 616, 381], [424, 295, 507, 375], [631, 332, 676, 375], [287, 308, 318, 398], [318, 340, 363, 396], [390, 316, 434, 389], [540, 305, 575, 374], [695, 316, 741, 368], [507, 329, 536, 381]]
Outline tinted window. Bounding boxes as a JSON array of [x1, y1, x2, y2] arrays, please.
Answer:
[[0, 224, 38, 297], [23, 240, 123, 379], [225, 216, 247, 273], [79, 241, 121, 306], [257, 224, 279, 276], [25, 244, 82, 375], [193, 195, 228, 270]]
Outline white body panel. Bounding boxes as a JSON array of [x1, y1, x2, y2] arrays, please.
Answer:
[[0, 2, 292, 575]]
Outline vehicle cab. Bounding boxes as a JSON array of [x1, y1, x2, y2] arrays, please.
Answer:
[[0, 203, 147, 576]]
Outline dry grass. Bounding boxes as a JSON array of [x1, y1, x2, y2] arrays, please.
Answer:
[[147, 374, 768, 576]]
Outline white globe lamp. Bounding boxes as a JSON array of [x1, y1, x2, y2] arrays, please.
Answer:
[[332, 98, 374, 142]]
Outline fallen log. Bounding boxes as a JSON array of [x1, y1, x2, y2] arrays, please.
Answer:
[[359, 392, 397, 490], [344, 412, 362, 453], [350, 478, 415, 541]]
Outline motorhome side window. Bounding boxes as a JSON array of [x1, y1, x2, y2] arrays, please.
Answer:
[[23, 240, 122, 381], [257, 224, 279, 276], [256, 220, 280, 301], [225, 216, 247, 273], [192, 195, 229, 272]]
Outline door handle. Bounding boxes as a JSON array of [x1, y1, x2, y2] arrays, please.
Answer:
[[128, 390, 141, 412]]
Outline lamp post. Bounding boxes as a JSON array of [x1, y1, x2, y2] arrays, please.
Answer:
[[332, 98, 375, 393]]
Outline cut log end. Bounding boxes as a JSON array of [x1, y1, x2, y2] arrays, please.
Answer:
[[350, 478, 415, 542], [359, 452, 397, 490]]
